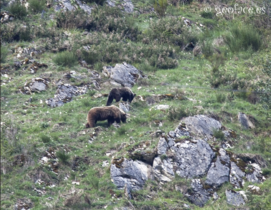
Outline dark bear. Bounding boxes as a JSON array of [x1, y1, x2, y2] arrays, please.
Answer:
[[106, 87, 136, 106], [85, 105, 126, 128]]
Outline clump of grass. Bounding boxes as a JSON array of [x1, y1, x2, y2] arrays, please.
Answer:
[[56, 149, 70, 164], [89, 177, 99, 190], [8, 1, 27, 19], [223, 24, 262, 53], [41, 123, 49, 129], [154, 0, 168, 17], [116, 127, 127, 136], [88, 90, 96, 97], [212, 129, 225, 140], [168, 107, 188, 121], [216, 93, 226, 103], [28, 0, 46, 13], [81, 99, 91, 107], [0, 45, 8, 63], [200, 11, 213, 19], [41, 135, 50, 143], [53, 51, 78, 67]]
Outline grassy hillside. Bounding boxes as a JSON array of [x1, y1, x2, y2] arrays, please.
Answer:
[[1, 0, 271, 209]]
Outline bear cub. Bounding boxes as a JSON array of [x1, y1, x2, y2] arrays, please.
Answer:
[[106, 87, 136, 106], [86, 105, 126, 128]]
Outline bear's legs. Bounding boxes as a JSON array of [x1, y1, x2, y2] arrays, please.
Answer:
[[107, 117, 115, 126]]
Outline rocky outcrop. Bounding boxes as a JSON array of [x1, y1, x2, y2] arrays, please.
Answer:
[[54, 0, 92, 14], [230, 161, 245, 188], [106, 0, 134, 13], [110, 158, 153, 191], [173, 139, 215, 178], [225, 190, 245, 206], [103, 63, 143, 87], [181, 115, 222, 138], [153, 156, 174, 183], [21, 78, 50, 94], [46, 84, 88, 107]]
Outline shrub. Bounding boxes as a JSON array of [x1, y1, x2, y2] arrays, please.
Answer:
[[53, 51, 78, 67], [154, 0, 168, 17], [41, 135, 50, 143], [56, 149, 70, 164], [223, 24, 262, 53], [28, 0, 46, 13], [89, 177, 99, 190], [116, 127, 127, 136], [0, 45, 8, 63], [1, 22, 32, 42], [168, 107, 188, 121], [213, 129, 225, 140], [8, 1, 27, 19]]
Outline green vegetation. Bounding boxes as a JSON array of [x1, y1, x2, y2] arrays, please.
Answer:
[[1, 0, 271, 209]]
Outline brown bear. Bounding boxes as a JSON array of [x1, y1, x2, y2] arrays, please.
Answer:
[[85, 105, 126, 128], [106, 87, 136, 106]]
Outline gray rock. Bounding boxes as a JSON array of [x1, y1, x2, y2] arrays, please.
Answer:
[[54, 0, 92, 14], [119, 102, 129, 113], [182, 115, 222, 138], [187, 179, 210, 207], [110, 159, 152, 191], [168, 131, 176, 138], [75, 0, 92, 14], [238, 112, 255, 129], [230, 162, 245, 188], [30, 81, 47, 91], [122, 0, 134, 13], [153, 156, 174, 183], [157, 138, 168, 155], [173, 140, 215, 178], [106, 0, 116, 7], [205, 156, 230, 187], [103, 62, 143, 87], [246, 163, 265, 183], [218, 148, 230, 165], [225, 190, 245, 206], [46, 84, 88, 107]]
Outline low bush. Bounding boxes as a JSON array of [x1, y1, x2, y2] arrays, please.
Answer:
[[85, 0, 106, 5], [1, 22, 32, 42], [28, 0, 46, 13], [154, 0, 168, 17], [53, 51, 78, 67], [167, 107, 188, 121], [41, 135, 50, 143], [223, 24, 262, 53], [56, 149, 70, 164], [8, 1, 28, 19], [213, 129, 225, 140], [200, 11, 213, 19], [216, 93, 226, 103]]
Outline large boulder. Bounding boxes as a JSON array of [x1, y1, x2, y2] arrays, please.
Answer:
[[230, 162, 245, 188], [238, 112, 255, 129], [246, 163, 265, 183], [172, 139, 215, 178], [110, 158, 153, 191], [181, 115, 222, 138], [103, 63, 143, 87]]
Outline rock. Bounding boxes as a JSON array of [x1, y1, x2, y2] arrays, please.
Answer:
[[14, 198, 33, 210], [238, 112, 255, 129], [22, 78, 50, 94], [225, 190, 245, 206], [181, 115, 222, 138], [110, 158, 153, 191], [54, 0, 92, 14], [119, 102, 130, 113], [173, 139, 215, 178], [212, 37, 224, 47], [122, 0, 134, 13], [205, 155, 230, 188], [0, 12, 14, 23], [128, 149, 156, 165], [157, 138, 168, 155], [174, 123, 190, 137], [193, 45, 202, 56], [152, 104, 170, 110], [213, 192, 219, 200], [106, 0, 116, 7], [186, 179, 211, 207], [103, 63, 143, 87], [46, 84, 88, 107], [246, 163, 265, 183], [153, 156, 174, 183], [230, 161, 245, 188], [247, 185, 260, 194]]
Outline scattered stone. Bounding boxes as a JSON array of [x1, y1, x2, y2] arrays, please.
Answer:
[[186, 179, 211, 207], [102, 161, 109, 167], [225, 190, 245, 206], [106, 0, 134, 13], [237, 153, 267, 168], [181, 115, 222, 138], [14, 198, 33, 210], [246, 163, 265, 183], [157, 138, 168, 155], [54, 0, 92, 14], [0, 12, 14, 23], [21, 78, 50, 94], [103, 62, 143, 87], [46, 84, 88, 107], [238, 112, 255, 129], [247, 185, 260, 194], [213, 192, 219, 200], [29, 62, 48, 74], [119, 102, 130, 113], [152, 104, 170, 111], [110, 158, 153, 191]]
